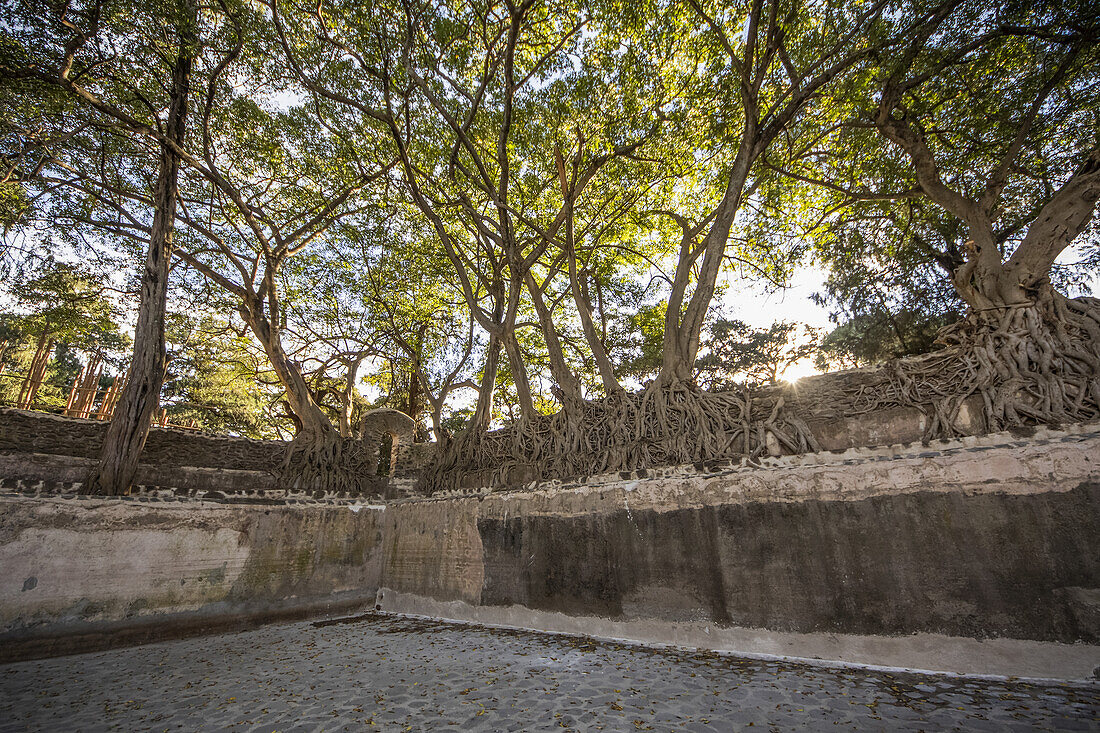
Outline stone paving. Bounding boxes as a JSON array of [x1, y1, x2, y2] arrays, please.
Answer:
[[1, 614, 1097, 732]]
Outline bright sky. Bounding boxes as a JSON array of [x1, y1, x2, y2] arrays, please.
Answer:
[[718, 265, 833, 382], [725, 245, 1100, 383]]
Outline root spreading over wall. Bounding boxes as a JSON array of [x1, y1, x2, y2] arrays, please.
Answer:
[[279, 432, 377, 495], [422, 297, 1100, 495]]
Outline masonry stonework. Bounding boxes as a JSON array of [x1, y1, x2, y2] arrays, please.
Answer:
[[2, 405, 1098, 673]]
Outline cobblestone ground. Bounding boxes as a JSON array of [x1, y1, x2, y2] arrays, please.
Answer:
[[1, 613, 1098, 732]]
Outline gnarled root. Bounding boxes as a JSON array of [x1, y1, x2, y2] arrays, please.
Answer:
[[422, 296, 1099, 494], [421, 380, 819, 494], [892, 294, 1100, 439], [280, 430, 375, 495]]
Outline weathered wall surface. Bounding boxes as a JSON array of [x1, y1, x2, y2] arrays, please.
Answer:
[[0, 407, 431, 497], [0, 407, 286, 469], [2, 423, 1098, 672], [0, 498, 385, 659], [378, 426, 1100, 645]]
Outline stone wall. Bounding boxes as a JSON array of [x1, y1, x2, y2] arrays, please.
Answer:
[[375, 424, 1100, 645], [0, 407, 287, 470], [3, 420, 1098, 671], [0, 363, 984, 498], [0, 407, 431, 498], [0, 497, 385, 660]]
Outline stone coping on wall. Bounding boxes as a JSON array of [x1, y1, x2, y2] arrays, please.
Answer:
[[408, 419, 1100, 503], [2, 419, 1097, 506], [0, 480, 391, 507]]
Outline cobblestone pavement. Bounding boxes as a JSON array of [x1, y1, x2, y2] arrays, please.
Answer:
[[2, 614, 1098, 732]]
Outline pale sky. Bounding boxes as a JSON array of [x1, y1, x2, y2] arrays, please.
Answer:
[[718, 265, 833, 382]]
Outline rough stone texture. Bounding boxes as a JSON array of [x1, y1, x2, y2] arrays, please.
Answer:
[[0, 407, 287, 469], [0, 451, 278, 494], [0, 406, 425, 496], [0, 373, 988, 497], [0, 498, 385, 655], [377, 590, 1100, 681], [377, 426, 1100, 646], [764, 367, 987, 449], [2, 423, 1099, 674]]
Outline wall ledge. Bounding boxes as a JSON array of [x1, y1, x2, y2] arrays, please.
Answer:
[[376, 589, 1100, 684]]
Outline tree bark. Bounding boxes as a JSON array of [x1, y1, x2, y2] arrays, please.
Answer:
[[500, 326, 534, 417], [1004, 146, 1100, 291], [659, 141, 755, 384], [525, 271, 584, 407], [85, 19, 193, 495], [337, 355, 364, 438], [472, 333, 501, 432], [403, 324, 426, 436], [242, 305, 334, 439], [498, 276, 534, 418], [562, 208, 621, 395]]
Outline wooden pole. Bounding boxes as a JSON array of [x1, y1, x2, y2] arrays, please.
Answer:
[[64, 364, 87, 416], [75, 357, 102, 418], [18, 335, 54, 409]]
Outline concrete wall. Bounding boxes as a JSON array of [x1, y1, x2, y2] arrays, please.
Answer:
[[374, 425, 1100, 647], [0, 497, 385, 660], [2, 423, 1098, 675]]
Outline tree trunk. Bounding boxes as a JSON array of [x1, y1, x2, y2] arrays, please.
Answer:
[[244, 308, 333, 438], [555, 144, 620, 395], [85, 24, 193, 495], [472, 333, 501, 432], [337, 356, 364, 438], [405, 327, 425, 436], [566, 249, 620, 395], [658, 139, 755, 385], [525, 271, 584, 407], [430, 400, 445, 442], [244, 307, 371, 492], [498, 274, 535, 419], [500, 327, 535, 417]]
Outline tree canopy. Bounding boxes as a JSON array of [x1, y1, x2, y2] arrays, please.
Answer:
[[1, 0, 1097, 492]]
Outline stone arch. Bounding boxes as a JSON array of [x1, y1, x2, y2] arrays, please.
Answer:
[[359, 408, 415, 476]]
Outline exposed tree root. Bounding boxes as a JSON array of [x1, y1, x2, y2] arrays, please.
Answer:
[[422, 296, 1100, 495], [279, 429, 377, 495], [899, 293, 1100, 438], [421, 380, 820, 494]]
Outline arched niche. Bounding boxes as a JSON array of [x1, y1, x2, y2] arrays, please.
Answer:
[[359, 408, 415, 476]]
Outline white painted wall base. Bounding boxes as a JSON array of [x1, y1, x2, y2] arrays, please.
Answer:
[[377, 589, 1100, 684]]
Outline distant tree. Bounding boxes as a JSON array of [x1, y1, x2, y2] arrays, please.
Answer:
[[813, 310, 957, 372], [5, 258, 127, 355], [162, 312, 286, 438], [0, 257, 128, 409], [696, 320, 819, 388], [615, 302, 668, 385]]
